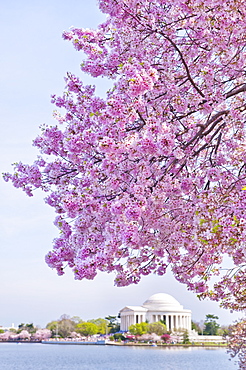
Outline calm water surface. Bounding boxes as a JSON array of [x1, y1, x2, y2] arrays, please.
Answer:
[[0, 343, 238, 370]]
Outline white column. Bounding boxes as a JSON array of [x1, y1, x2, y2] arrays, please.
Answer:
[[188, 315, 191, 330], [170, 315, 174, 331], [166, 315, 169, 331]]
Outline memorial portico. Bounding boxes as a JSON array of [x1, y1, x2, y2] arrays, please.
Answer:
[[120, 293, 192, 332]]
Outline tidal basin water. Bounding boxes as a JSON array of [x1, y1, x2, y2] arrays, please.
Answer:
[[0, 343, 238, 370]]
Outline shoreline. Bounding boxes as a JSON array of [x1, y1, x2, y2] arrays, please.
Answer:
[[0, 340, 227, 348], [107, 342, 227, 348]]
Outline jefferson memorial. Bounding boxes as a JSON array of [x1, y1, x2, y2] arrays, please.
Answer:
[[120, 293, 192, 332]]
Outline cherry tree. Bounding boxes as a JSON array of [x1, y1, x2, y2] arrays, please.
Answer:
[[139, 333, 161, 342], [32, 329, 52, 341], [228, 318, 246, 370], [161, 333, 171, 343], [0, 331, 12, 341], [18, 330, 31, 340], [4, 0, 246, 331]]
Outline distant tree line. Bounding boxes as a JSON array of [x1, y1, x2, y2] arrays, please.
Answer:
[[45, 314, 120, 338], [0, 314, 120, 341], [192, 314, 229, 336], [0, 313, 228, 341]]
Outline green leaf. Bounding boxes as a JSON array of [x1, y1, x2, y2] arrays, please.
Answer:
[[211, 225, 221, 233], [199, 238, 208, 244]]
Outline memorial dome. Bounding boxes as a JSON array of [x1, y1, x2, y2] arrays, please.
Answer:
[[120, 292, 191, 332], [142, 293, 183, 311]]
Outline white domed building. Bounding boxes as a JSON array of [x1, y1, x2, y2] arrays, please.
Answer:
[[119, 293, 192, 332]]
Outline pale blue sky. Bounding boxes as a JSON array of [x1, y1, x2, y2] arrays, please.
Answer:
[[0, 0, 242, 328]]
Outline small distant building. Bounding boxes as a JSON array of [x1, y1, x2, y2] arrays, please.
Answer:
[[0, 323, 17, 332], [119, 293, 192, 332]]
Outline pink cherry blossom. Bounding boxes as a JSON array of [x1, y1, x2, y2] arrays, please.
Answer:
[[4, 1, 246, 365]]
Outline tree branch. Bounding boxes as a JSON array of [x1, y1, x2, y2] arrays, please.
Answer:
[[226, 83, 246, 99]]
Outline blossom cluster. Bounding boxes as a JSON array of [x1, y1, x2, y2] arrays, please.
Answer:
[[227, 319, 246, 370], [0, 329, 51, 341]]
